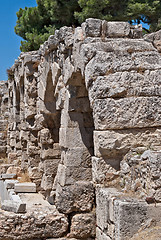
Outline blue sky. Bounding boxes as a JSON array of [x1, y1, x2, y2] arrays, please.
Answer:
[[0, 0, 37, 80]]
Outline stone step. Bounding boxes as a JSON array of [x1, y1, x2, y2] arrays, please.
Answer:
[[14, 182, 36, 193]]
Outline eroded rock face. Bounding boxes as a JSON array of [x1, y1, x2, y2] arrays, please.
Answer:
[[4, 19, 161, 239], [0, 206, 68, 240]]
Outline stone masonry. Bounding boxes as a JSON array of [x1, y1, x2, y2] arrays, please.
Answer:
[[0, 19, 161, 239], [0, 81, 8, 159]]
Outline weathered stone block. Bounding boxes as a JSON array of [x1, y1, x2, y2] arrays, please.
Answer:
[[82, 18, 102, 37], [88, 70, 161, 102], [96, 188, 121, 237], [85, 51, 161, 87], [1, 200, 26, 213], [62, 147, 92, 168], [106, 22, 131, 38], [93, 97, 161, 130], [61, 110, 84, 128], [56, 181, 94, 214], [92, 157, 119, 185], [59, 127, 93, 149], [96, 227, 111, 240], [44, 159, 60, 176], [69, 213, 96, 238], [41, 174, 54, 190], [114, 199, 148, 239], [94, 129, 161, 158], [41, 146, 61, 160], [56, 164, 92, 186]]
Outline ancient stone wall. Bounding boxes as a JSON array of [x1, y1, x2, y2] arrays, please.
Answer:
[[0, 81, 8, 159], [4, 19, 161, 239]]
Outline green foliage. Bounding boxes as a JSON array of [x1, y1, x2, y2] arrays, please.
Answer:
[[75, 0, 129, 23], [127, 0, 161, 31], [15, 0, 161, 52], [15, 0, 80, 51]]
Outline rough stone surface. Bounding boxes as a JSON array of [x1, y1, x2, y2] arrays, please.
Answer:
[[69, 213, 96, 238], [1, 19, 161, 240], [55, 181, 95, 214], [0, 206, 68, 240], [0, 81, 8, 158]]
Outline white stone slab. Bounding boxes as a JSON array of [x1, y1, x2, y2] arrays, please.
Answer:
[[0, 174, 16, 180], [14, 182, 36, 193], [1, 200, 26, 213]]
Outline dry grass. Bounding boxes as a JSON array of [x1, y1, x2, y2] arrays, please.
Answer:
[[0, 157, 8, 164], [130, 222, 161, 240], [19, 171, 31, 183]]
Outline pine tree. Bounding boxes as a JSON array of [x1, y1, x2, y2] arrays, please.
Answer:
[[15, 0, 161, 52]]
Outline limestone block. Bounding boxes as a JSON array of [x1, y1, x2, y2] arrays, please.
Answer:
[[61, 110, 84, 129], [39, 128, 53, 145], [88, 70, 161, 102], [85, 51, 161, 87], [34, 114, 46, 131], [28, 166, 42, 179], [74, 27, 84, 43], [19, 130, 30, 142], [56, 164, 92, 186], [14, 182, 36, 193], [82, 18, 102, 37], [25, 105, 37, 119], [68, 97, 91, 112], [96, 188, 121, 236], [56, 86, 66, 110], [27, 144, 40, 157], [41, 174, 54, 190], [154, 40, 161, 52], [48, 34, 60, 50], [62, 147, 92, 168], [96, 227, 111, 240], [25, 63, 34, 76], [114, 199, 148, 240], [23, 53, 40, 65], [92, 157, 120, 186], [58, 26, 74, 46], [44, 159, 60, 176], [41, 146, 61, 160], [93, 97, 161, 130], [1, 200, 26, 213], [94, 129, 161, 158], [59, 127, 93, 149], [8, 189, 20, 201], [63, 57, 75, 85], [69, 213, 96, 238], [55, 181, 94, 214], [130, 24, 143, 38], [106, 22, 131, 38], [51, 62, 61, 87], [144, 29, 161, 42]]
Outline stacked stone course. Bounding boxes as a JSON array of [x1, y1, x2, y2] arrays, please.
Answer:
[[0, 19, 161, 239], [0, 81, 8, 159]]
